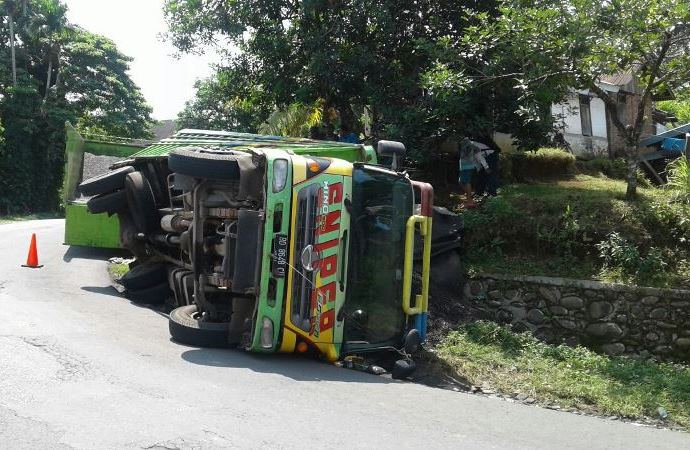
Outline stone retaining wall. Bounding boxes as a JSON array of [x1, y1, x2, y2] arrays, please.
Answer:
[[464, 274, 690, 360]]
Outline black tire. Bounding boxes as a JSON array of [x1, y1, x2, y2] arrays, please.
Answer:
[[169, 305, 231, 348], [87, 190, 128, 215], [79, 166, 135, 196], [125, 281, 171, 305], [391, 359, 417, 380], [120, 263, 168, 291], [168, 147, 241, 180], [430, 250, 465, 293], [125, 172, 159, 234]]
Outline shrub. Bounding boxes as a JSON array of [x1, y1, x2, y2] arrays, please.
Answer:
[[577, 157, 628, 179], [501, 147, 576, 181], [596, 232, 668, 285], [667, 156, 690, 203]]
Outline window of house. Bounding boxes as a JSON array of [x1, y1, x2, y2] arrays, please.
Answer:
[[579, 95, 592, 136]]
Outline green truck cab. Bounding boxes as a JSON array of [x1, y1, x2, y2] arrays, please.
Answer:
[[74, 127, 434, 373]]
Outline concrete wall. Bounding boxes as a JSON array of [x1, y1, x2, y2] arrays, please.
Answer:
[[464, 274, 690, 361]]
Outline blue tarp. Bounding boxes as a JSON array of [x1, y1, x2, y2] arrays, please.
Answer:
[[661, 138, 686, 156]]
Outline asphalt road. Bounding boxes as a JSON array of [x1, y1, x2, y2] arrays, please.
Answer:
[[0, 220, 687, 449]]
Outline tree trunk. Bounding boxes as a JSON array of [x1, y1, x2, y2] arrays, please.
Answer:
[[9, 14, 17, 86], [44, 57, 53, 101], [625, 144, 639, 198]]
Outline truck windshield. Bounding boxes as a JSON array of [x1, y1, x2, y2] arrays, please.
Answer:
[[344, 166, 413, 347]]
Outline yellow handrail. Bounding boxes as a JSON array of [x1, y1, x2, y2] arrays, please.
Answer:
[[402, 215, 432, 316]]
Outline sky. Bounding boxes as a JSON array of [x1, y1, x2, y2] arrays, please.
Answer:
[[64, 0, 220, 120]]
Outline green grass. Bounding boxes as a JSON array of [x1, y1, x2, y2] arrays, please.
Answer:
[[431, 322, 690, 429], [0, 212, 62, 224], [457, 174, 690, 288], [108, 262, 130, 280]]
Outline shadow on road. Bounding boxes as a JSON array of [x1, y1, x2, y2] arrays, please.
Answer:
[[62, 245, 129, 263], [81, 285, 122, 298], [181, 347, 398, 384]]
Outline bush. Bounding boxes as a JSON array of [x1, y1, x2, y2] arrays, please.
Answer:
[[501, 147, 575, 181], [667, 156, 690, 203], [596, 232, 668, 286], [577, 157, 628, 179]]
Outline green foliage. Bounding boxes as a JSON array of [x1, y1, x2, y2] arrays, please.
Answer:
[[165, 0, 556, 164], [466, 0, 690, 197], [108, 261, 130, 280], [177, 65, 273, 132], [666, 156, 690, 203], [434, 321, 690, 429], [596, 232, 668, 286], [657, 100, 690, 125], [0, 0, 152, 214], [258, 102, 323, 138], [501, 148, 576, 182], [577, 158, 629, 180], [459, 175, 690, 288], [657, 89, 690, 125]]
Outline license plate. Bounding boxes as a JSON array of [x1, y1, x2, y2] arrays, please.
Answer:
[[272, 234, 288, 278]]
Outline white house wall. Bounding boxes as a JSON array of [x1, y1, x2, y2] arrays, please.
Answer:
[[590, 98, 607, 138], [552, 92, 609, 157]]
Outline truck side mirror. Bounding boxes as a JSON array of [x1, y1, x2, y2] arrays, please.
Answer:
[[377, 140, 406, 171]]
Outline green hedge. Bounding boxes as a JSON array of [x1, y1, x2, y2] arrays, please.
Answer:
[[501, 148, 576, 182], [576, 157, 628, 180]]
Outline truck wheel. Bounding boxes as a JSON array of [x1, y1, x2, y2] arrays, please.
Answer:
[[125, 281, 171, 305], [391, 359, 417, 380], [430, 250, 465, 293], [169, 305, 231, 348], [86, 190, 128, 215], [79, 166, 135, 196], [120, 263, 168, 291], [168, 148, 241, 180], [125, 172, 159, 234]]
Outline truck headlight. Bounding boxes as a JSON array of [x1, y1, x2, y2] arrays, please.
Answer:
[[273, 159, 288, 192], [261, 317, 274, 349]]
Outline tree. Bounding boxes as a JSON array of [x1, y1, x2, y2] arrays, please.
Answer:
[[164, 0, 503, 160], [258, 101, 323, 137], [465, 0, 690, 197], [177, 63, 272, 132], [59, 29, 153, 137], [0, 0, 153, 213], [2, 0, 20, 85]]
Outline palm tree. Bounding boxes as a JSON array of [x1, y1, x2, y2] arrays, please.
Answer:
[[4, 0, 19, 86], [25, 0, 69, 101], [258, 102, 324, 137]]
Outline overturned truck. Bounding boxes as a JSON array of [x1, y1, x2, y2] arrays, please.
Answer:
[[74, 128, 462, 376]]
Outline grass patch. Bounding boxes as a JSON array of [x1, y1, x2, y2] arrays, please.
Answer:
[[108, 262, 130, 280], [433, 321, 690, 429], [0, 212, 62, 224], [458, 174, 690, 288]]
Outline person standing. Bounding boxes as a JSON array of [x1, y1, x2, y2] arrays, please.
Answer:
[[472, 138, 500, 197], [458, 138, 478, 208]]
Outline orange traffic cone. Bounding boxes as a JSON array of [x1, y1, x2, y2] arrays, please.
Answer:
[[22, 233, 43, 269]]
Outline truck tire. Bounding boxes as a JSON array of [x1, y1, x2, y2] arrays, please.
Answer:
[[120, 263, 168, 291], [430, 250, 465, 293], [125, 281, 171, 305], [168, 148, 241, 180], [86, 190, 128, 215], [79, 166, 135, 196], [125, 171, 159, 234], [169, 305, 231, 348]]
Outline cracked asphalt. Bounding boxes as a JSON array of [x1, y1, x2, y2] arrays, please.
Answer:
[[0, 220, 688, 449]]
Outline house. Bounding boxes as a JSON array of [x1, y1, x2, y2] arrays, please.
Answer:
[[551, 74, 659, 158]]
